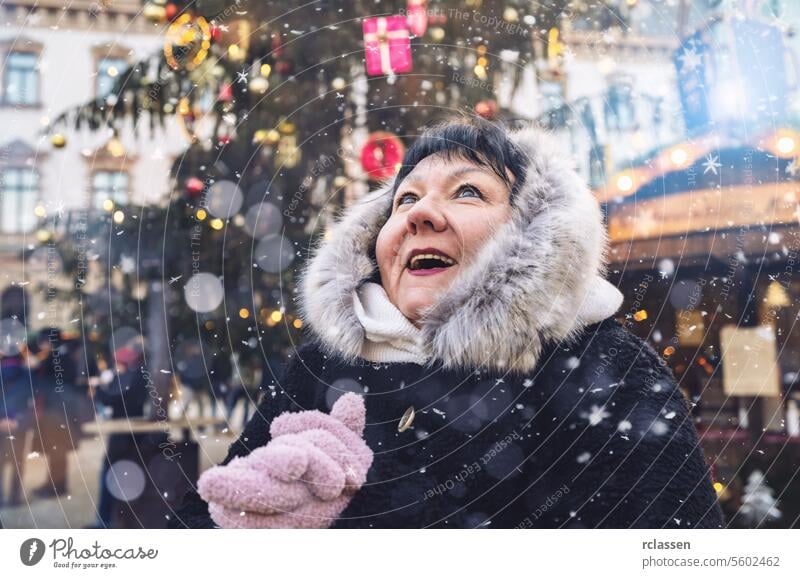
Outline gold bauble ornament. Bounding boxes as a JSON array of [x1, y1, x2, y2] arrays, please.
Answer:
[[50, 133, 67, 148], [248, 76, 269, 95], [143, 2, 167, 23]]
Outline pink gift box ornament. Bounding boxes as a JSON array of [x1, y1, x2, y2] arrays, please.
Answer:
[[363, 15, 412, 76]]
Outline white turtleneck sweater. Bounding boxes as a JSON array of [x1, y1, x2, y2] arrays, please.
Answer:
[[351, 282, 430, 364], [351, 276, 623, 365]]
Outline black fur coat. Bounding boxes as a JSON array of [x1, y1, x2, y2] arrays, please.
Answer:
[[170, 317, 723, 528]]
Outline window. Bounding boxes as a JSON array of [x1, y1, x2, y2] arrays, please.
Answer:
[[1, 167, 39, 233], [3, 51, 39, 106], [92, 171, 129, 210], [96, 58, 128, 99], [604, 81, 637, 132]]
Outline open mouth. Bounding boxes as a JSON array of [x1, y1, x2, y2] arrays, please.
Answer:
[[406, 250, 457, 275]]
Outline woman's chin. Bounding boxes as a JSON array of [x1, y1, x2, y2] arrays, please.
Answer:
[[397, 268, 458, 321]]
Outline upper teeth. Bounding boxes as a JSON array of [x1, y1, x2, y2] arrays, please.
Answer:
[[409, 253, 455, 266]]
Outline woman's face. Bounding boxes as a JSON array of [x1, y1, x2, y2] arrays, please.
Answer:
[[375, 154, 514, 326]]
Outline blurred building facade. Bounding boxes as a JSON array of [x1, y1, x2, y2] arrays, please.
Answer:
[[0, 0, 188, 332]]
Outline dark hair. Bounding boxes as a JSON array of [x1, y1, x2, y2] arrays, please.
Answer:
[[366, 117, 528, 285], [389, 116, 528, 203]]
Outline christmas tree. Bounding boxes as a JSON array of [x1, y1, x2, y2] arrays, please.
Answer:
[[737, 470, 783, 528], [41, 0, 580, 411]]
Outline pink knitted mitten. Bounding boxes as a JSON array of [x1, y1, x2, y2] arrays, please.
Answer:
[[197, 392, 373, 528]]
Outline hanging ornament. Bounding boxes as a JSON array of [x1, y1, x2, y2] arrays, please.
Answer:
[[278, 120, 296, 135], [252, 129, 269, 145], [143, 0, 167, 23], [428, 26, 445, 42], [428, 9, 447, 27], [271, 34, 284, 58], [185, 177, 205, 198], [503, 7, 519, 23], [475, 99, 498, 120], [163, 12, 211, 71], [363, 15, 412, 76], [209, 24, 223, 43], [217, 19, 251, 63], [276, 133, 301, 169], [164, 2, 178, 20], [249, 75, 269, 95], [50, 133, 67, 149], [407, 0, 429, 37], [331, 77, 346, 91], [218, 82, 233, 103], [360, 131, 405, 181], [275, 60, 292, 76]]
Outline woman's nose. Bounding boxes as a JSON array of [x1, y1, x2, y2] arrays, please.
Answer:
[[405, 197, 447, 234]]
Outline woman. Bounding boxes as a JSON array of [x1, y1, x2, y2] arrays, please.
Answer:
[[170, 119, 724, 529]]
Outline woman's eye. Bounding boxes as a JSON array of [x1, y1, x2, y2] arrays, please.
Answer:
[[396, 192, 417, 206], [457, 184, 483, 199]]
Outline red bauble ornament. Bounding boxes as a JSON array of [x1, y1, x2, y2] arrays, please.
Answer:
[[360, 131, 405, 181], [186, 177, 204, 197], [475, 99, 499, 120], [271, 35, 284, 58], [210, 25, 222, 43], [165, 3, 178, 20], [218, 82, 233, 102], [218, 135, 231, 146], [276, 60, 292, 75]]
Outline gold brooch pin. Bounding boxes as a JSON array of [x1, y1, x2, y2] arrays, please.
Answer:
[[398, 406, 415, 432]]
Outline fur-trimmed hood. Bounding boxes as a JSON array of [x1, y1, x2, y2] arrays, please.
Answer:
[[298, 126, 624, 373]]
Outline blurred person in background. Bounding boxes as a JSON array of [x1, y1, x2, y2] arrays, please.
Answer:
[[0, 348, 32, 507], [177, 341, 219, 424], [27, 328, 78, 499], [224, 351, 261, 429], [88, 345, 149, 528]]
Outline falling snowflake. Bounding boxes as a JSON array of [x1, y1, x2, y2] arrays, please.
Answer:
[[617, 420, 632, 433], [678, 46, 702, 73], [657, 258, 675, 277], [522, 378, 533, 388], [119, 255, 136, 274], [651, 420, 669, 435], [566, 357, 581, 370], [582, 404, 611, 426], [576, 451, 591, 464], [702, 154, 721, 175]]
